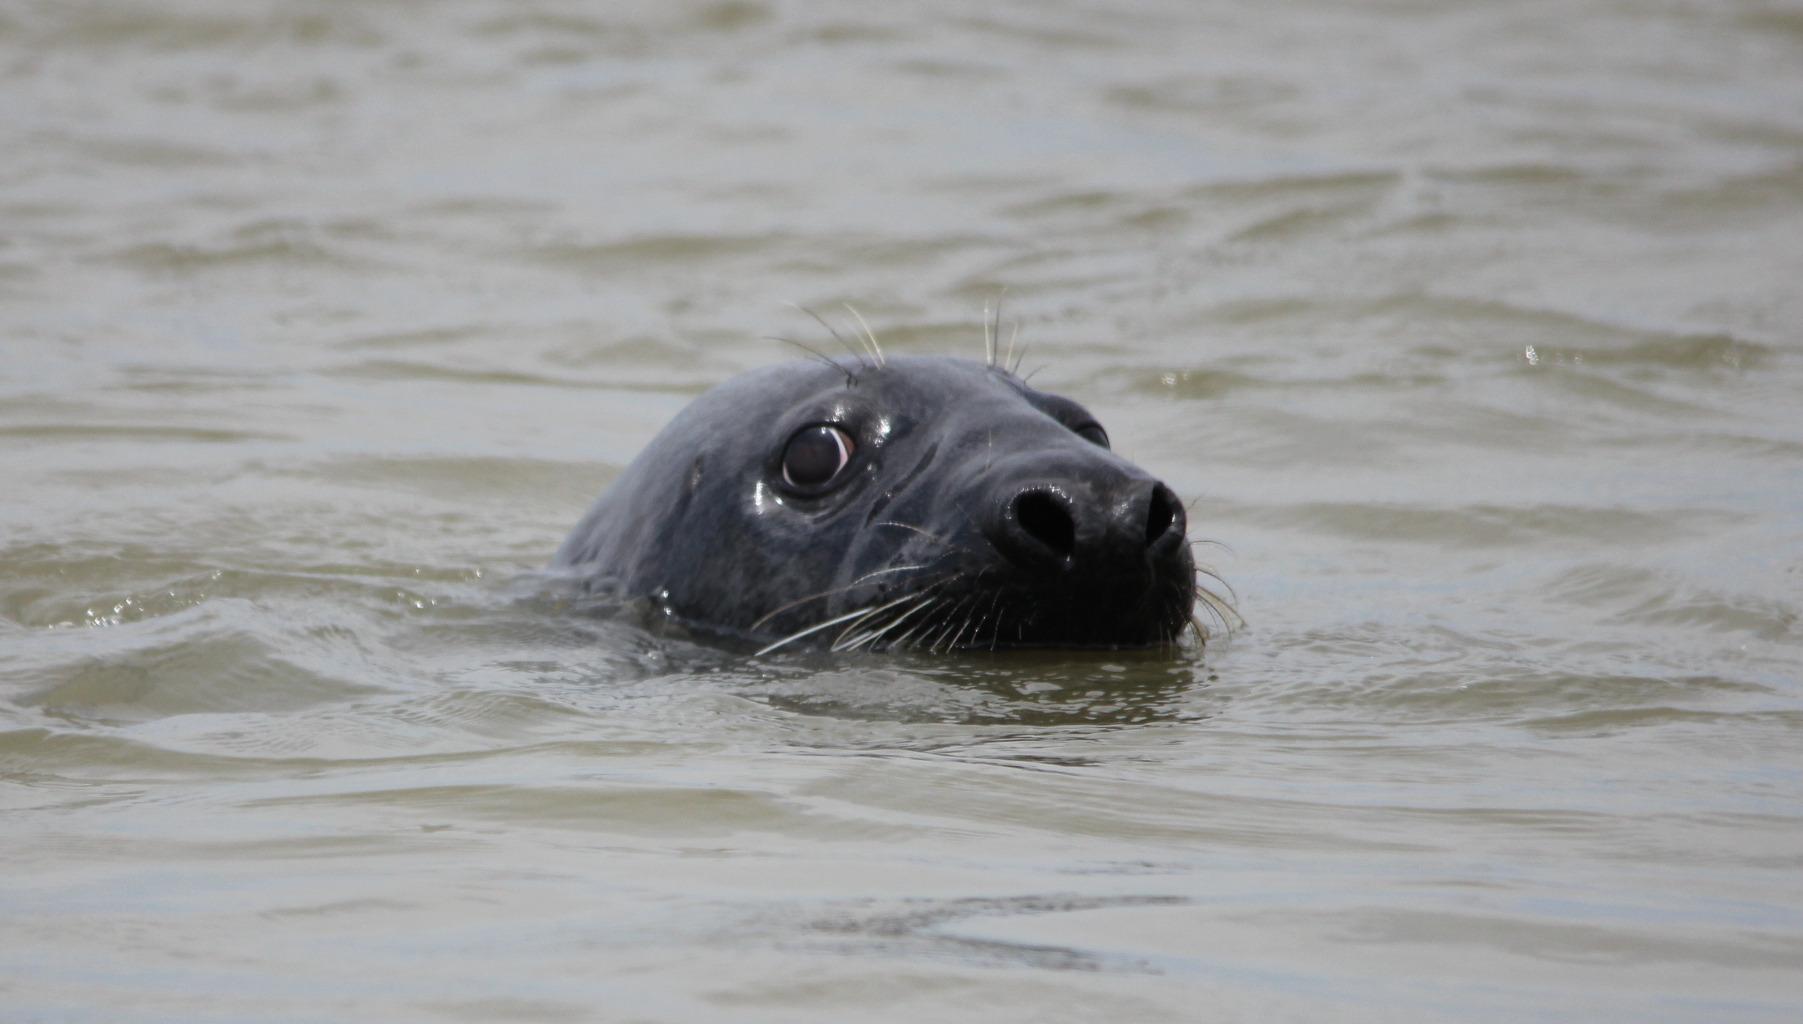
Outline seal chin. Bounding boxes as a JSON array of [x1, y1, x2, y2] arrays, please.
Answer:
[[881, 574, 1197, 653], [554, 355, 1218, 655]]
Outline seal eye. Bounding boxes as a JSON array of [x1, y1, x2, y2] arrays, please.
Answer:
[[1075, 423, 1110, 449], [780, 424, 856, 490]]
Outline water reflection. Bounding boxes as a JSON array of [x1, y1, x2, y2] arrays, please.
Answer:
[[741, 647, 1215, 728]]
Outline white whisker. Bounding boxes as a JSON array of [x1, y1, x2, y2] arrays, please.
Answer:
[[843, 303, 885, 367], [983, 299, 995, 367], [786, 302, 867, 369], [850, 563, 931, 586], [754, 593, 917, 657], [871, 520, 963, 551], [835, 592, 937, 651]]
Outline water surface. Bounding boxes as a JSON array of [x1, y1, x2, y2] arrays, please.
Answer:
[[4, 1, 1803, 1021]]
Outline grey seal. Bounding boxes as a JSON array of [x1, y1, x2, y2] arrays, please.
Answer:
[[554, 350, 1207, 653]]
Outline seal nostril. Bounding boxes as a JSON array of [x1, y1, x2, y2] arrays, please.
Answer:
[[1014, 490, 1076, 558], [1145, 484, 1179, 547]]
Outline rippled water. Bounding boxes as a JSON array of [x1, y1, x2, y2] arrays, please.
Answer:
[[5, 1, 1803, 1020]]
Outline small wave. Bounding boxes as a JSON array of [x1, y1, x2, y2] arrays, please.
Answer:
[[524, 231, 795, 271], [16, 615, 383, 724], [1263, 501, 1718, 548]]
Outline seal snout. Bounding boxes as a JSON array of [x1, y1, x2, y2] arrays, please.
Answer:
[[991, 476, 1188, 576]]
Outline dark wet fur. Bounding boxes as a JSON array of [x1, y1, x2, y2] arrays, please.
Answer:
[[555, 347, 1227, 654]]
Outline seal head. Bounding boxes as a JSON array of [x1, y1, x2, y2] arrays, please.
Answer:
[[554, 356, 1196, 652]]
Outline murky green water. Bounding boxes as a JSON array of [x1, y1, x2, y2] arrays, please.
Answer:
[[5, 1, 1803, 1020]]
